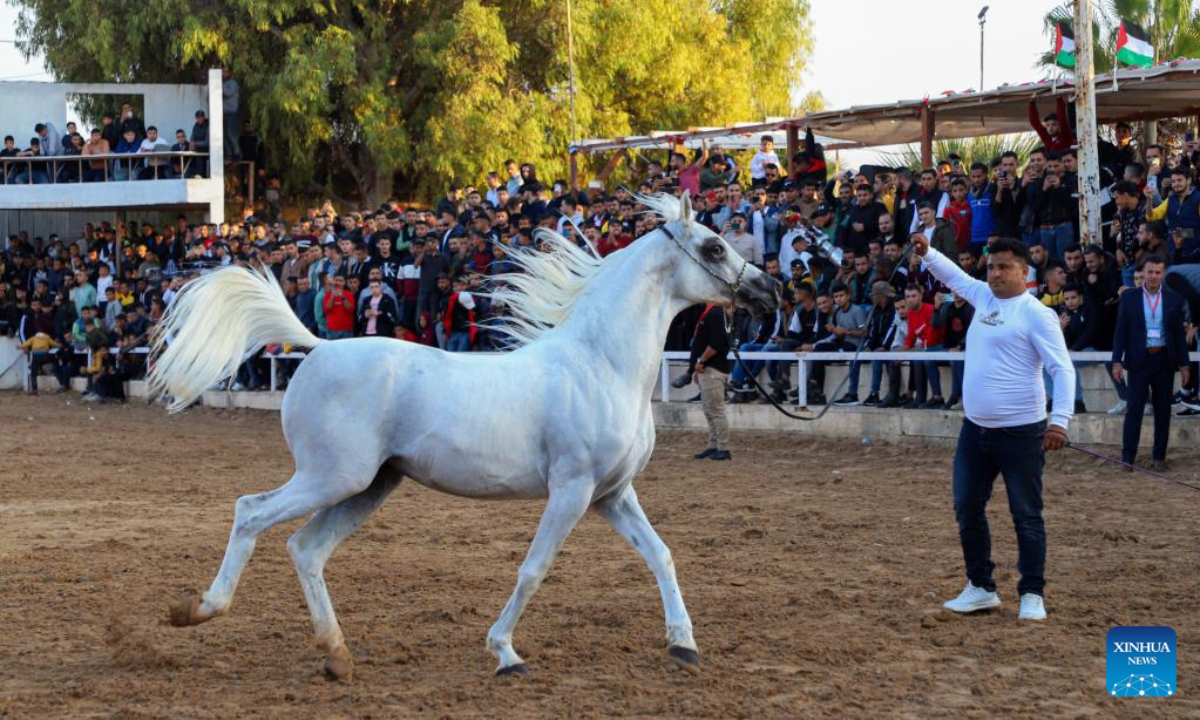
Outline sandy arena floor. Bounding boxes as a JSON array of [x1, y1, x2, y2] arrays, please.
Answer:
[[1, 392, 1198, 718]]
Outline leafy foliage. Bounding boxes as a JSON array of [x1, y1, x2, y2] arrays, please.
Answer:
[[878, 134, 1042, 172], [12, 0, 815, 205]]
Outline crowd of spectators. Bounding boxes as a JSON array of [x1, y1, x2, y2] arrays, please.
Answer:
[[6, 103, 1200, 413], [0, 102, 213, 185]]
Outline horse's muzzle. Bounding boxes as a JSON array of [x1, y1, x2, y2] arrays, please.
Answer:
[[735, 275, 781, 317]]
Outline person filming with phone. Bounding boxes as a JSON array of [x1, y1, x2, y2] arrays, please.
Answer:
[[1145, 168, 1200, 265]]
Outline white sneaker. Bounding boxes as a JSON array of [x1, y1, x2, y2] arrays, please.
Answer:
[[943, 581, 1001, 613], [1018, 593, 1047, 621], [1107, 400, 1127, 415], [231, 382, 246, 391]]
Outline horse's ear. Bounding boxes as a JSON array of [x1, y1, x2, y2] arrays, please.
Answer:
[[679, 190, 693, 223]]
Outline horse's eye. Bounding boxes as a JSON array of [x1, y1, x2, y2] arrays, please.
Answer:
[[705, 244, 725, 260]]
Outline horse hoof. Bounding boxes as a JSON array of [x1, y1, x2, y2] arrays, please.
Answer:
[[168, 593, 208, 627], [495, 663, 529, 678], [668, 646, 701, 674], [324, 654, 355, 683]]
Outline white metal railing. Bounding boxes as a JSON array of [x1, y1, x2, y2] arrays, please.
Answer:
[[1, 151, 209, 184], [23, 346, 1199, 405], [658, 350, 1198, 407]]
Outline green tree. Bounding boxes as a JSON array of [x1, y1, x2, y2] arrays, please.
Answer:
[[12, 0, 815, 205]]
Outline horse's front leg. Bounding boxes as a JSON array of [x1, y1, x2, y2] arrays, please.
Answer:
[[594, 484, 699, 673], [486, 481, 593, 676]]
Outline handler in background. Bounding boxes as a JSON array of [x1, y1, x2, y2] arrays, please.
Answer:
[[691, 303, 732, 461], [913, 235, 1074, 622], [1111, 255, 1190, 472]]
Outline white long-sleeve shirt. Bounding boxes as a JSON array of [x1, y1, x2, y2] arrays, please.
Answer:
[[750, 149, 781, 179], [922, 247, 1075, 430]]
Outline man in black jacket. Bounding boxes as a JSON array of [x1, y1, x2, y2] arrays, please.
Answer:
[[692, 304, 733, 461], [1112, 255, 1190, 470]]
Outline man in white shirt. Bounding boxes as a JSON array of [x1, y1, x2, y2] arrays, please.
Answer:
[[913, 234, 1074, 623], [749, 135, 781, 188], [138, 126, 171, 179]]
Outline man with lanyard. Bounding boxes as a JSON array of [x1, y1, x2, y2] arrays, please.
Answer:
[[912, 234, 1074, 622], [1112, 255, 1189, 471], [1145, 168, 1200, 265], [691, 304, 733, 461]]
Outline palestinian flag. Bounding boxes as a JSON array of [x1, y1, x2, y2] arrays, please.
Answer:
[[1116, 21, 1153, 67], [1054, 23, 1076, 69]]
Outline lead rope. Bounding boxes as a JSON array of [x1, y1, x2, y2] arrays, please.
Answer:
[[725, 245, 917, 421]]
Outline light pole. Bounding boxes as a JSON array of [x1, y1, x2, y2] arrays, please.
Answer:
[[978, 6, 989, 91]]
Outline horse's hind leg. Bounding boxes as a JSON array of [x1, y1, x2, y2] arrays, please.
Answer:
[[287, 463, 403, 682], [169, 467, 375, 627]]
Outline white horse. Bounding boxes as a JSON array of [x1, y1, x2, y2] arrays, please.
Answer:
[[150, 192, 780, 681]]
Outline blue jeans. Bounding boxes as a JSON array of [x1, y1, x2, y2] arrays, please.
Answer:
[[730, 341, 768, 385], [870, 359, 900, 398], [953, 418, 1047, 596], [921, 346, 946, 398], [1039, 222, 1074, 261], [446, 331, 472, 352], [326, 330, 353, 340], [12, 170, 50, 184]]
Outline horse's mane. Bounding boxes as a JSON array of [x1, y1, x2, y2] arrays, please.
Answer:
[[487, 192, 684, 347]]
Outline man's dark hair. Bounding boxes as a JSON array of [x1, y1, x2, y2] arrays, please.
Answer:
[[3, 135, 11, 143], [1029, 147, 1047, 159], [1063, 283, 1082, 296], [34, 123, 45, 134], [904, 283, 923, 295], [950, 178, 967, 189], [831, 282, 849, 296], [920, 169, 937, 179], [1111, 180, 1139, 197], [987, 237, 1032, 264], [1144, 220, 1168, 240], [147, 125, 157, 133], [1001, 151, 1019, 161], [1044, 259, 1065, 273], [1139, 253, 1168, 270], [970, 162, 989, 174], [730, 211, 747, 221], [1170, 167, 1191, 179], [885, 237, 905, 249], [1126, 162, 1146, 178], [1064, 243, 1082, 256], [855, 183, 871, 193]]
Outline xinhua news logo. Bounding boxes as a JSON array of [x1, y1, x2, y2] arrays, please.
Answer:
[[1107, 626, 1177, 697]]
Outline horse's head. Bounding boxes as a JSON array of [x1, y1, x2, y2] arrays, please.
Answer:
[[646, 191, 781, 317]]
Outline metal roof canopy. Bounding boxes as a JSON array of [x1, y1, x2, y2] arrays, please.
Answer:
[[574, 59, 1200, 155], [573, 122, 857, 155]]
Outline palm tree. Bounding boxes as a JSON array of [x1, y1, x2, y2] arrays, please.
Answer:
[[878, 134, 1041, 172], [1037, 1, 1200, 73]]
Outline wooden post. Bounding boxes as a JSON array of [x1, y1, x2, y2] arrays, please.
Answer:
[[569, 150, 580, 192], [920, 104, 935, 169], [786, 122, 799, 178], [1074, 0, 1102, 246]]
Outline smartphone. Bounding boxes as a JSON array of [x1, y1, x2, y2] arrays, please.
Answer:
[[943, 293, 954, 304]]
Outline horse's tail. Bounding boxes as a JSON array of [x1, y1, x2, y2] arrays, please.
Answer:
[[148, 265, 321, 412]]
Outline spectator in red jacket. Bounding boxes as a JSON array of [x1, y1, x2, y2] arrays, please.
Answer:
[[322, 274, 357, 339], [902, 283, 945, 408], [942, 178, 972, 251], [1028, 98, 1076, 153]]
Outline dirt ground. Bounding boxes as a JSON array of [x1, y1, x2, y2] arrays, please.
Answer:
[[1, 393, 1198, 719]]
